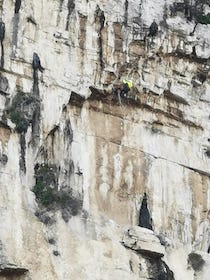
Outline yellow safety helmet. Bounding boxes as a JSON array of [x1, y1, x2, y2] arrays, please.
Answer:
[[122, 79, 133, 89]]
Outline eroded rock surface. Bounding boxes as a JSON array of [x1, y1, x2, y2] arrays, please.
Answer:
[[0, 0, 209, 279], [122, 226, 165, 257]]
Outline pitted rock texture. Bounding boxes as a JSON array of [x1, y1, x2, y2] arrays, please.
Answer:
[[0, 0, 209, 279]]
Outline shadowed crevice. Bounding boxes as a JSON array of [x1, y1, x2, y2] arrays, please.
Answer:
[[124, 0, 128, 26], [138, 193, 153, 230], [14, 0, 21, 14], [19, 133, 26, 173], [0, 21, 5, 68]]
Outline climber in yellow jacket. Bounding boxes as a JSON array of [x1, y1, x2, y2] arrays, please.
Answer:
[[121, 79, 133, 97], [122, 79, 133, 89]]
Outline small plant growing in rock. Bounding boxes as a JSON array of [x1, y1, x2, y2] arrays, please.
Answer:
[[33, 163, 58, 206], [33, 181, 56, 206], [6, 89, 36, 133], [9, 110, 29, 133], [32, 163, 83, 222], [7, 90, 29, 133], [197, 13, 210, 24]]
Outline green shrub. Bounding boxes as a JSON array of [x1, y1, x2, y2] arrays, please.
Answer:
[[32, 164, 57, 206], [33, 182, 56, 206], [7, 90, 31, 133], [10, 110, 29, 133], [197, 13, 210, 24], [32, 163, 83, 220]]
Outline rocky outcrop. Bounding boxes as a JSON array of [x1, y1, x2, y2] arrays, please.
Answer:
[[0, 263, 28, 278], [122, 226, 174, 279], [122, 226, 165, 257], [0, 241, 28, 280]]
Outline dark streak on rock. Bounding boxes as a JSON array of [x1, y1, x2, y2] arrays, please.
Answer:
[[167, 51, 208, 65], [27, 16, 37, 25], [0, 73, 8, 95], [113, 23, 123, 52], [65, 0, 75, 31], [124, 0, 129, 26], [64, 119, 73, 143], [32, 53, 44, 73], [0, 21, 5, 68], [11, 0, 23, 57], [181, 164, 210, 177], [19, 133, 26, 173], [59, 0, 65, 13], [79, 14, 87, 50], [47, 125, 60, 159], [11, 14, 19, 58], [31, 69, 40, 145], [95, 5, 105, 71], [14, 0, 21, 14], [129, 260, 133, 272], [144, 105, 202, 130], [47, 125, 60, 138], [0, 41, 4, 68], [164, 90, 189, 105]]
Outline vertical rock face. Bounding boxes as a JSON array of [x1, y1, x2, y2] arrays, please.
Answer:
[[0, 0, 210, 279]]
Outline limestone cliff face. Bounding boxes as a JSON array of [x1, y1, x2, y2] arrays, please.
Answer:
[[0, 0, 210, 279]]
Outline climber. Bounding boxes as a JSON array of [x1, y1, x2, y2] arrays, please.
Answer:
[[121, 79, 133, 98], [148, 20, 158, 37], [32, 52, 44, 72], [0, 22, 5, 42]]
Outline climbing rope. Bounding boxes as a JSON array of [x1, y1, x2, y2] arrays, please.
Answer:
[[117, 89, 126, 119]]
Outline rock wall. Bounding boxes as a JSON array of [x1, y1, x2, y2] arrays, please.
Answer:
[[0, 0, 210, 279]]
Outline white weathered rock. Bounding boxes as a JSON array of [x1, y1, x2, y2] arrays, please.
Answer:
[[122, 226, 165, 256], [0, 0, 209, 279]]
